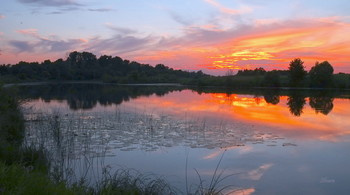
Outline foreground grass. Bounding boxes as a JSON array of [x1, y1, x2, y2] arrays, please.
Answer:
[[0, 162, 177, 195], [0, 162, 81, 195]]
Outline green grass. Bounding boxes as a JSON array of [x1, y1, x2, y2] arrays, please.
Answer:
[[96, 169, 177, 195], [0, 162, 82, 195]]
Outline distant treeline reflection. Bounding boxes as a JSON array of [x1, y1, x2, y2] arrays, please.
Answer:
[[14, 84, 350, 116], [16, 83, 185, 110]]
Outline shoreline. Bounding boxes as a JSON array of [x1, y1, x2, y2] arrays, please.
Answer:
[[2, 80, 350, 91]]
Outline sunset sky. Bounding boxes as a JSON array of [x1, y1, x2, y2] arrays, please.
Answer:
[[1, 0, 349, 75]]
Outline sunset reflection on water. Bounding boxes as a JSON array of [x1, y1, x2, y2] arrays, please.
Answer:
[[123, 90, 350, 142]]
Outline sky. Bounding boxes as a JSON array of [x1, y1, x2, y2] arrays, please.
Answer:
[[0, 0, 349, 75]]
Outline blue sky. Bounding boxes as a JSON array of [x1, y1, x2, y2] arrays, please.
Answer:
[[1, 0, 350, 74]]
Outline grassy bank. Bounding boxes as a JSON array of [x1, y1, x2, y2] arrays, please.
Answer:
[[0, 85, 72, 194]]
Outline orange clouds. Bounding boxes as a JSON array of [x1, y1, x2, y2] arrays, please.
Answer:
[[206, 18, 350, 71], [3, 14, 349, 74], [16, 29, 39, 36], [135, 17, 350, 73]]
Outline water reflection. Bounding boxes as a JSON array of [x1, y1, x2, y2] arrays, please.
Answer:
[[17, 84, 350, 194], [15, 84, 347, 117], [309, 92, 334, 115], [16, 83, 184, 110], [17, 84, 350, 142], [263, 91, 280, 105], [287, 92, 307, 116]]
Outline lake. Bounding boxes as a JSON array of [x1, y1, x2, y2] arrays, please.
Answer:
[[17, 83, 350, 194]]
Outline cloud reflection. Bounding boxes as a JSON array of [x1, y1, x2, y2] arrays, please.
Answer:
[[229, 188, 255, 195], [241, 163, 274, 181]]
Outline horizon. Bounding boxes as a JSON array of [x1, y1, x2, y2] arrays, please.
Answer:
[[1, 0, 349, 75]]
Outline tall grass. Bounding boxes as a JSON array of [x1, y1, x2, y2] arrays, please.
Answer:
[[0, 162, 82, 195], [96, 168, 178, 194], [189, 152, 241, 195]]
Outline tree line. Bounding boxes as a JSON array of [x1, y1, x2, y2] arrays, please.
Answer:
[[200, 58, 350, 89], [1, 52, 350, 88], [0, 51, 207, 84]]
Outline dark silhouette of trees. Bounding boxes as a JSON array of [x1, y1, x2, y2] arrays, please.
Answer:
[[263, 90, 280, 105], [262, 71, 281, 88], [2, 53, 350, 89], [288, 58, 307, 87], [309, 61, 334, 88], [0, 51, 209, 84], [309, 91, 334, 115], [237, 67, 266, 76], [287, 92, 306, 116]]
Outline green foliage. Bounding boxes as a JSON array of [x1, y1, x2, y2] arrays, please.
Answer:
[[288, 58, 307, 87], [333, 73, 350, 88], [0, 162, 80, 195], [309, 61, 334, 88], [97, 168, 176, 195], [0, 87, 25, 163]]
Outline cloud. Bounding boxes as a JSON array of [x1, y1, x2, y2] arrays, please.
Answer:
[[9, 40, 34, 52], [88, 8, 114, 12], [16, 29, 40, 37], [9, 38, 85, 53], [0, 14, 5, 19], [168, 11, 193, 26], [86, 34, 156, 56], [105, 23, 137, 35], [137, 17, 350, 72], [17, 0, 81, 7], [6, 16, 350, 74], [45, 7, 113, 14], [41, 38, 86, 52], [203, 0, 253, 15], [10, 29, 85, 53], [47, 11, 65, 14], [9, 27, 155, 62]]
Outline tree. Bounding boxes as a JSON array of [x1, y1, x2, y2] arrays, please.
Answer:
[[309, 61, 334, 88], [288, 58, 307, 87], [262, 71, 281, 88]]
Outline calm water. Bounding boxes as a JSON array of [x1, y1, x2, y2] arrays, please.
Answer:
[[18, 83, 350, 194]]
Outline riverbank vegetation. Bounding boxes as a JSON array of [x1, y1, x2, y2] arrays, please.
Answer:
[[1, 51, 350, 89]]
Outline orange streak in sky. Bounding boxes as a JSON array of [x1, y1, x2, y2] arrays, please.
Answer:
[[135, 18, 350, 72], [207, 21, 350, 70]]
